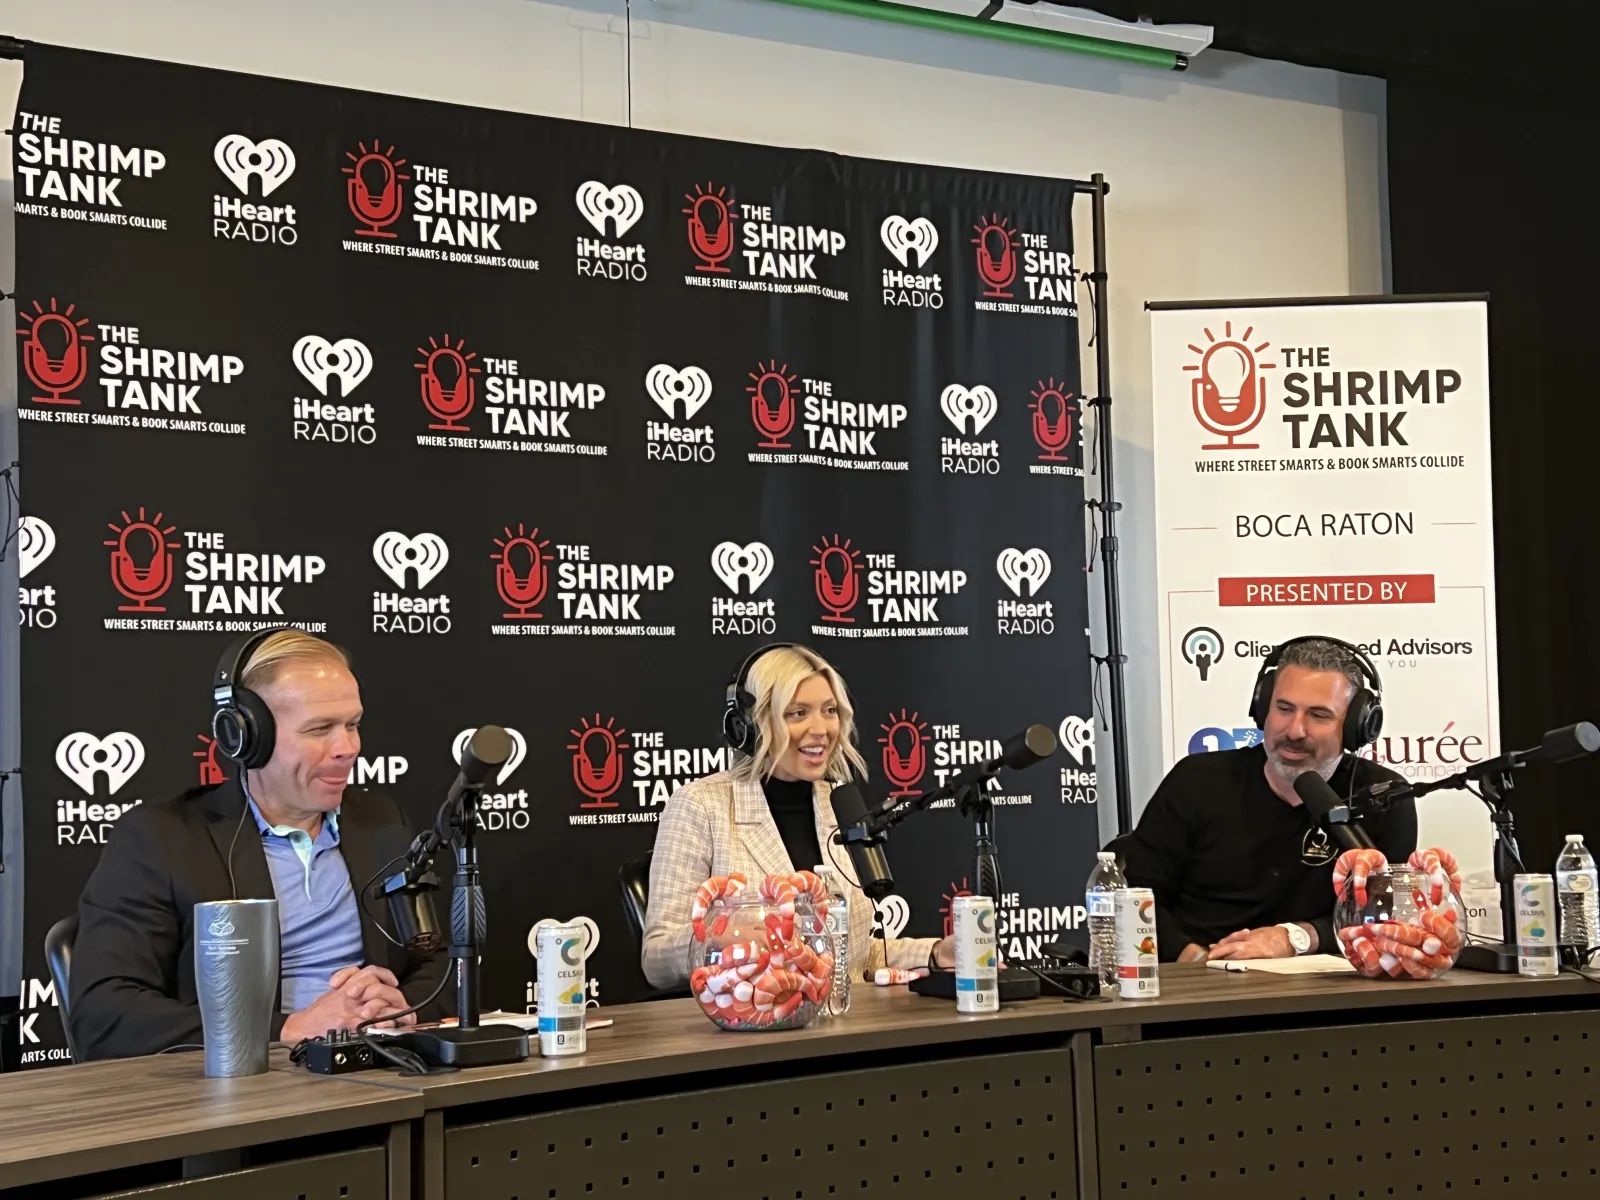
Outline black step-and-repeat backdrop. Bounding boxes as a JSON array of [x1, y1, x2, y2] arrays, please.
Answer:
[[12, 44, 1100, 1066]]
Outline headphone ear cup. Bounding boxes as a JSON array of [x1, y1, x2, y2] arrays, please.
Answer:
[[1249, 669, 1275, 730], [1342, 688, 1382, 752], [212, 707, 249, 763], [214, 686, 277, 770]]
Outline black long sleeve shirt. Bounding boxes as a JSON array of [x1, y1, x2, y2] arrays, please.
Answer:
[[1122, 746, 1416, 960]]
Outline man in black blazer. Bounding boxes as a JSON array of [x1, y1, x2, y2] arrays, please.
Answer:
[[70, 630, 451, 1060]]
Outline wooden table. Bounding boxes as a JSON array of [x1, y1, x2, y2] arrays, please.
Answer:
[[5, 966, 1598, 1200], [0, 1049, 421, 1197]]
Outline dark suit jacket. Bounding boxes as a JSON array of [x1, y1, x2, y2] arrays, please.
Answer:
[[69, 776, 453, 1060]]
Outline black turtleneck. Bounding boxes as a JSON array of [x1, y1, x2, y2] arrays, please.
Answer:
[[763, 775, 822, 873]]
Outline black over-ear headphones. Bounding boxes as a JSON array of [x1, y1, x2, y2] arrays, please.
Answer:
[[1249, 635, 1384, 752], [211, 626, 293, 770], [722, 643, 797, 755]]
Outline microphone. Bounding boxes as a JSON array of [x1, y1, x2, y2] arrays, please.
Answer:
[[830, 781, 894, 901], [372, 825, 443, 954], [889, 724, 1057, 818], [1524, 722, 1600, 765], [449, 725, 514, 812], [1294, 771, 1377, 851]]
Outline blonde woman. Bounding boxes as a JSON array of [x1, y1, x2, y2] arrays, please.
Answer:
[[641, 643, 953, 990]]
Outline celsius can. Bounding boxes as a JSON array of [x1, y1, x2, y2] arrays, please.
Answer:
[[953, 896, 999, 1013], [1116, 887, 1160, 999], [535, 923, 588, 1055], [1514, 873, 1558, 977]]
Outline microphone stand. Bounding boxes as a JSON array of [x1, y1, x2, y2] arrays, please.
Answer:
[[387, 781, 530, 1066]]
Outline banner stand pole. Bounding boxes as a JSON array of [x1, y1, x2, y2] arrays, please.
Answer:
[[1079, 173, 1133, 835]]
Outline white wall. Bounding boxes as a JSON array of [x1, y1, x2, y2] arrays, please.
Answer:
[[0, 0, 1388, 984]]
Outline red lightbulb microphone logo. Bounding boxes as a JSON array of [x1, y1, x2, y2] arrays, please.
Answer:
[[1186, 322, 1274, 451], [104, 507, 180, 613], [747, 359, 797, 449], [193, 733, 225, 786], [940, 878, 974, 938], [17, 298, 95, 405], [492, 524, 551, 619], [568, 714, 630, 809], [1030, 378, 1077, 462], [416, 334, 481, 431], [344, 139, 410, 238], [879, 709, 930, 799], [683, 182, 736, 273], [810, 535, 862, 623], [972, 214, 1019, 299]]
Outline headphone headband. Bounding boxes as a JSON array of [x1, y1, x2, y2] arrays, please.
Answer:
[[1259, 635, 1383, 697]]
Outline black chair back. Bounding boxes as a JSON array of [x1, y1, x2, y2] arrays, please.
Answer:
[[618, 852, 652, 945], [44, 914, 80, 1063]]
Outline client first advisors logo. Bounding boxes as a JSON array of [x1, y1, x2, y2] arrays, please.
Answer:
[[710, 540, 777, 635], [14, 110, 168, 231], [746, 359, 908, 472], [19, 515, 59, 630], [102, 506, 329, 633], [490, 525, 676, 637], [682, 181, 848, 301], [575, 181, 647, 283], [995, 548, 1055, 636], [54, 731, 145, 845], [970, 213, 1075, 317], [342, 138, 539, 271], [292, 335, 376, 445], [810, 535, 968, 638], [1180, 626, 1224, 681], [213, 134, 298, 246], [372, 531, 452, 635], [16, 300, 247, 436], [413, 334, 608, 456], [879, 215, 943, 309], [644, 364, 715, 465], [453, 727, 530, 831]]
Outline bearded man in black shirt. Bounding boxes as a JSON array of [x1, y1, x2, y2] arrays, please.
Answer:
[[1124, 637, 1416, 962]]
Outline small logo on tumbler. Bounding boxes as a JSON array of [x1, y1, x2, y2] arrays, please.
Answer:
[[207, 916, 237, 938]]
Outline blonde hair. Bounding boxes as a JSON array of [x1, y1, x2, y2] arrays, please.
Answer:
[[240, 629, 351, 691], [732, 645, 868, 783]]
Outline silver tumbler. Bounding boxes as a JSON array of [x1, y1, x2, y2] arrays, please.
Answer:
[[195, 899, 280, 1077]]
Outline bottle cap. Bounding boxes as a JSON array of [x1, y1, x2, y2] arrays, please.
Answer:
[[1097, 850, 1117, 860], [1567, 834, 1584, 842]]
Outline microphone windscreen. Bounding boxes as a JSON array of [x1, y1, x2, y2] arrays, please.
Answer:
[[461, 725, 513, 783], [830, 781, 871, 828], [1000, 724, 1058, 771], [1540, 722, 1600, 763], [1292, 771, 1343, 820]]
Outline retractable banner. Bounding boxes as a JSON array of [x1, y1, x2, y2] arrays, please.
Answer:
[[1150, 298, 1499, 882], [12, 44, 1096, 1065]]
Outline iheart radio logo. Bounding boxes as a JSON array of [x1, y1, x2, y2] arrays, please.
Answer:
[[18, 516, 55, 579], [1058, 715, 1094, 768], [16, 298, 95, 405], [293, 336, 372, 397], [452, 726, 527, 786], [874, 894, 911, 939], [645, 365, 713, 421], [214, 135, 296, 197], [373, 532, 449, 589], [996, 548, 1051, 598], [56, 731, 145, 795], [568, 714, 630, 808], [880, 216, 938, 269], [104, 507, 180, 613], [940, 385, 998, 436], [711, 541, 774, 595], [576, 181, 644, 238], [879, 709, 930, 798]]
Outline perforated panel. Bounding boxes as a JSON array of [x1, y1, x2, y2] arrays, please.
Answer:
[[93, 1147, 388, 1200], [1096, 1008, 1600, 1198], [445, 1047, 1075, 1199]]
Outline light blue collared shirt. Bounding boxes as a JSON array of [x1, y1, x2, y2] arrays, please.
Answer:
[[248, 799, 365, 1014]]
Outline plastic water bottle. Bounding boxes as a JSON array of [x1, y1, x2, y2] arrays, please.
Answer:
[[1555, 835, 1599, 956], [1086, 851, 1125, 993], [816, 867, 851, 1017]]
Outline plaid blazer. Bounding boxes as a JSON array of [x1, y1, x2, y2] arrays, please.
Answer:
[[640, 770, 937, 989]]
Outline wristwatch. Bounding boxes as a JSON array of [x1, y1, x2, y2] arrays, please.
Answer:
[[1277, 922, 1313, 955]]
